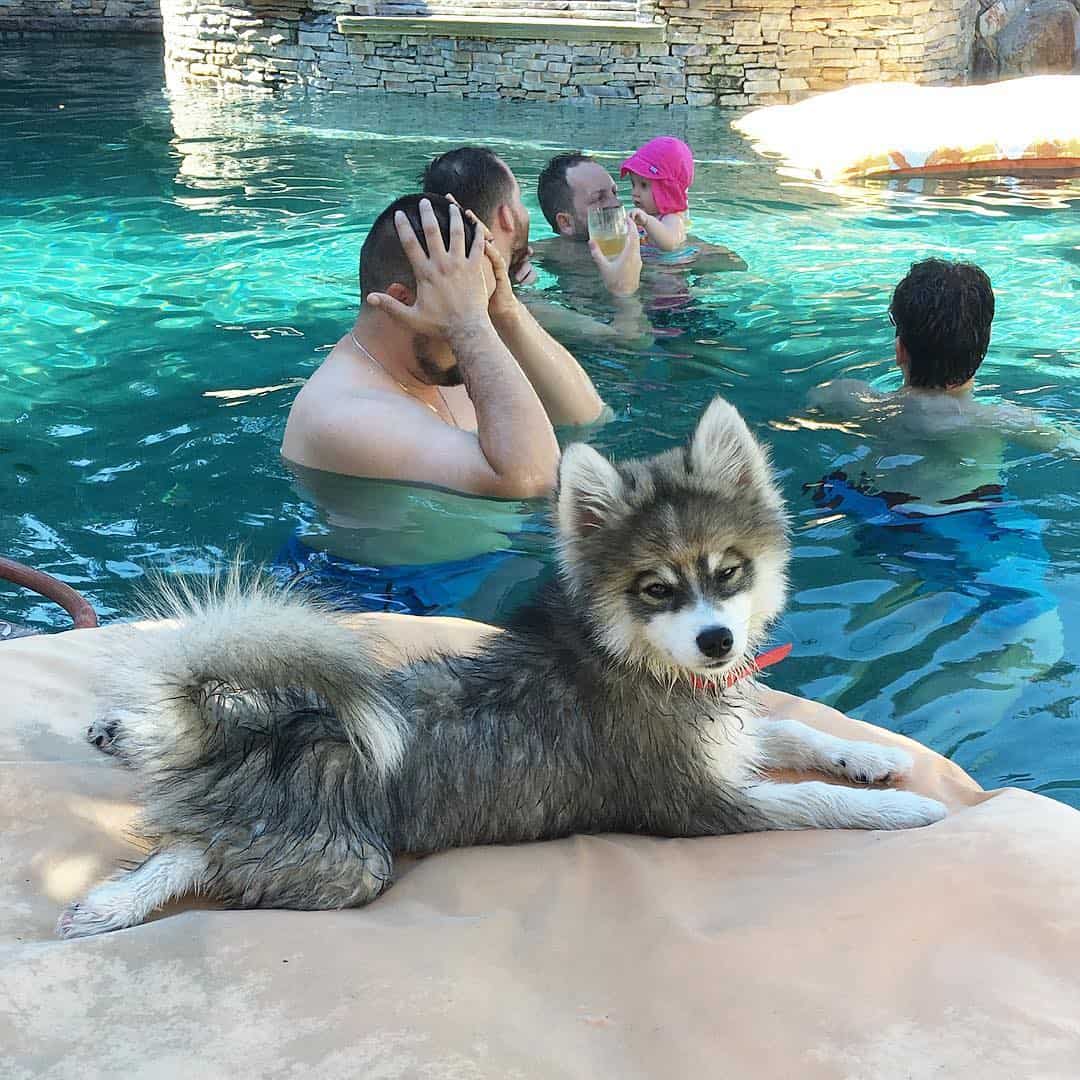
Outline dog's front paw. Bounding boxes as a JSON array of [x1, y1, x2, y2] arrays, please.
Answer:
[[870, 789, 947, 830], [56, 900, 127, 940], [828, 741, 913, 785]]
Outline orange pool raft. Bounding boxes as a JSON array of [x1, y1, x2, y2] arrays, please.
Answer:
[[733, 76, 1080, 182]]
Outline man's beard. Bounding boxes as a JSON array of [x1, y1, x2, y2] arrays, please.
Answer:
[[414, 335, 463, 387], [508, 211, 531, 276]]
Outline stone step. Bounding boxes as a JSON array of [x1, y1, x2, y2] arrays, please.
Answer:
[[375, 11, 642, 21], [375, 1, 640, 18], [338, 13, 666, 41], [377, 0, 639, 7]]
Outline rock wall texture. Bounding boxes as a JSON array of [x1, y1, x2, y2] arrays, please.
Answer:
[[0, 0, 161, 34], [1, 0, 1005, 106], [972, 0, 1080, 81], [156, 0, 981, 105]]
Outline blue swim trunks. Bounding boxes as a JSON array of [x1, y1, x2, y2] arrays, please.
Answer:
[[807, 471, 1054, 623], [273, 534, 530, 618]]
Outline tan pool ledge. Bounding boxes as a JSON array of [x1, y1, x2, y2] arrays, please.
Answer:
[[337, 14, 667, 44]]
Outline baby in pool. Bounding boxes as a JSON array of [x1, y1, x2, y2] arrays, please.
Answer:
[[621, 136, 697, 261]]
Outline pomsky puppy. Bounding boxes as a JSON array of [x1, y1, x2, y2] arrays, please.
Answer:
[[58, 397, 946, 939]]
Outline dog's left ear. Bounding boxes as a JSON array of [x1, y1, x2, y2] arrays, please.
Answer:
[[689, 397, 778, 498], [556, 442, 625, 539]]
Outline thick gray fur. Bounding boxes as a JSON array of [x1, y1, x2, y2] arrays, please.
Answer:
[[58, 397, 946, 939]]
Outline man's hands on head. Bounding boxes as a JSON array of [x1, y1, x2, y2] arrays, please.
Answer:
[[588, 216, 642, 297], [443, 199, 605, 428], [366, 199, 495, 342], [443, 196, 528, 330], [334, 196, 559, 498], [479, 234, 522, 330]]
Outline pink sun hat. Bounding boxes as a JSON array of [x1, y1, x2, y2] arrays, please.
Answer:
[[620, 136, 695, 215]]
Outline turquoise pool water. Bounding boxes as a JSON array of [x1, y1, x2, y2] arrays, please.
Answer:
[[2, 42, 1078, 804]]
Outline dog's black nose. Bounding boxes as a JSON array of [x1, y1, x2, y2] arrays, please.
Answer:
[[696, 626, 734, 660]]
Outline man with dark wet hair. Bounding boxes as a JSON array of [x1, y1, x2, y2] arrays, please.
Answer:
[[535, 151, 643, 297], [808, 256, 1076, 503], [421, 147, 534, 284], [805, 257, 1073, 750], [282, 193, 603, 499], [888, 258, 995, 391], [811, 258, 998, 421]]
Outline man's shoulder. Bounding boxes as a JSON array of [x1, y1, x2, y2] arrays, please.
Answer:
[[284, 382, 459, 478], [299, 380, 414, 426], [286, 374, 406, 443], [985, 399, 1039, 427], [807, 378, 882, 416]]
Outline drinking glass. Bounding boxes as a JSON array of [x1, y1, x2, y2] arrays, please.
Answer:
[[588, 205, 628, 258]]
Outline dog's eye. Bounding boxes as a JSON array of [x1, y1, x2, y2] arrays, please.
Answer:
[[643, 581, 674, 601], [716, 565, 739, 582]]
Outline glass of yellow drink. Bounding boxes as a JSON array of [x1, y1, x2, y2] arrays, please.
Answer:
[[588, 205, 628, 258]]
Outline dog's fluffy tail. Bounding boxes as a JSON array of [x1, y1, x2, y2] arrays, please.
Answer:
[[101, 568, 408, 779]]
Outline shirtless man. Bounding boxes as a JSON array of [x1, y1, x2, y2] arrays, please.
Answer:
[[808, 257, 1075, 508], [805, 257, 1070, 755], [281, 194, 604, 500], [533, 152, 746, 291], [532, 151, 643, 299]]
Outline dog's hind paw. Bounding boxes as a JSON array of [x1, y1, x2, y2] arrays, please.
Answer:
[[828, 741, 913, 785], [56, 900, 130, 940], [85, 717, 119, 755], [85, 707, 141, 757]]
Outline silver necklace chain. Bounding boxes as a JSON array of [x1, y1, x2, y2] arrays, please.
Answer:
[[349, 331, 457, 429]]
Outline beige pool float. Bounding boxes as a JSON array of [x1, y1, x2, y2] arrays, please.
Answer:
[[734, 75, 1080, 181], [3, 613, 1079, 1075]]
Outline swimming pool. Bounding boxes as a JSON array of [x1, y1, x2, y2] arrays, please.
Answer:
[[2, 41, 1078, 805]]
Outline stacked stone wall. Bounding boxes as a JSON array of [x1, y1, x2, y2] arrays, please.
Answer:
[[162, 5, 683, 102], [0, 0, 161, 34], [662, 0, 979, 106], [3, 0, 982, 105]]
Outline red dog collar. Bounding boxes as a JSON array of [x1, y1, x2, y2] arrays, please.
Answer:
[[691, 642, 793, 692]]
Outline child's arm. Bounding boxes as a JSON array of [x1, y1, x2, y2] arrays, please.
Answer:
[[630, 209, 687, 251]]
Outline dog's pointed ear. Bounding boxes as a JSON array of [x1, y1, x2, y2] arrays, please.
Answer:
[[557, 442, 625, 538], [689, 396, 775, 494]]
